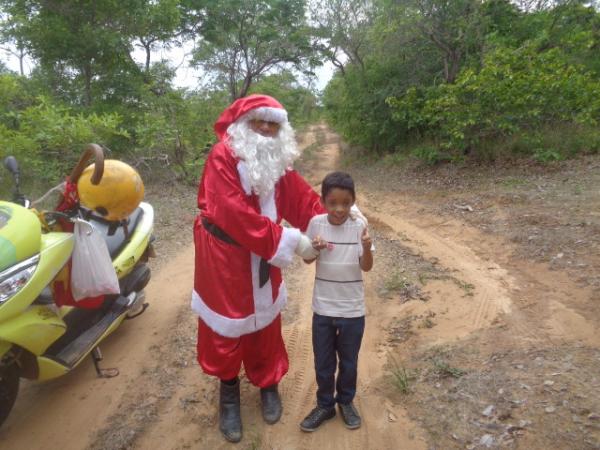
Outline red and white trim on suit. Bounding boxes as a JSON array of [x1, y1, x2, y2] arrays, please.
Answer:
[[191, 159, 301, 338]]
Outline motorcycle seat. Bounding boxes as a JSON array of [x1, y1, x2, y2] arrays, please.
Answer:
[[83, 207, 145, 258]]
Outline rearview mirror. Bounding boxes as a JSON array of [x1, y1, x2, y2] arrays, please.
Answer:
[[3, 156, 19, 176]]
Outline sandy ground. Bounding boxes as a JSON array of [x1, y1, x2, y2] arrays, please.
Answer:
[[1, 124, 599, 449]]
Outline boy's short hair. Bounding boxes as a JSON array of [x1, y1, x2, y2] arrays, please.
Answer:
[[321, 171, 355, 201]]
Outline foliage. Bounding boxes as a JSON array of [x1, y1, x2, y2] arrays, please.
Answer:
[[387, 45, 600, 158], [249, 72, 320, 127], [190, 0, 316, 100], [319, 0, 600, 162], [133, 0, 181, 72], [0, 1, 324, 188], [0, 93, 128, 183], [323, 63, 409, 153], [0, 0, 184, 108], [401, 0, 487, 83], [131, 84, 229, 182], [308, 0, 374, 75], [1, 0, 142, 106], [0, 0, 599, 184]]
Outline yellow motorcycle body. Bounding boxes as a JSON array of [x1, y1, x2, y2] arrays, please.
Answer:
[[0, 189, 154, 426]]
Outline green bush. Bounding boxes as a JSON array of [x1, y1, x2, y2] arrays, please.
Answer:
[[323, 63, 410, 153], [387, 45, 600, 160], [411, 145, 451, 165], [1, 96, 128, 183]]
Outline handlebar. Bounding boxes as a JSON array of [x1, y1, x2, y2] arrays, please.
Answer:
[[69, 143, 105, 185]]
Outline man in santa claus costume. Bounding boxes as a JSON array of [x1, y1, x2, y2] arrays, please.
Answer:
[[191, 94, 324, 442]]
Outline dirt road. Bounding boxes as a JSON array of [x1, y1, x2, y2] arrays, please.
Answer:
[[1, 125, 599, 449]]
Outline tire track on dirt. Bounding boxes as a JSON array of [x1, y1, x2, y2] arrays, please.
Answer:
[[360, 198, 513, 339], [362, 189, 600, 351]]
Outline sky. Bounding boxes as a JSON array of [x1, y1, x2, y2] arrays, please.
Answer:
[[2, 42, 336, 93]]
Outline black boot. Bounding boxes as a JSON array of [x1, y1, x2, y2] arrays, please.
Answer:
[[219, 379, 242, 442], [260, 384, 282, 424]]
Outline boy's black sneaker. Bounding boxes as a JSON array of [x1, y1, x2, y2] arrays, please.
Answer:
[[300, 406, 336, 432], [338, 402, 361, 429]]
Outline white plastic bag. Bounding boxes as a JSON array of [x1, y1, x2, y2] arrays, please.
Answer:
[[71, 220, 120, 301]]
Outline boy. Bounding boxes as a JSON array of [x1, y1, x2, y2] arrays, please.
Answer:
[[300, 171, 373, 432]]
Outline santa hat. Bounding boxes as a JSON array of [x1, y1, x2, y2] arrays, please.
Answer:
[[214, 94, 288, 140]]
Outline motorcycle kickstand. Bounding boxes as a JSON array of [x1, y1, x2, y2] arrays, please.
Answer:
[[91, 347, 119, 378]]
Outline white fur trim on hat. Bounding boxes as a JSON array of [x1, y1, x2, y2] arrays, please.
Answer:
[[242, 106, 288, 124]]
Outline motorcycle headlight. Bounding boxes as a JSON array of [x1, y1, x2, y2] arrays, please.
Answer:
[[0, 254, 39, 304]]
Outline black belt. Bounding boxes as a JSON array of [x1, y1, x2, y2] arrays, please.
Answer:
[[202, 217, 271, 288], [202, 217, 239, 246]]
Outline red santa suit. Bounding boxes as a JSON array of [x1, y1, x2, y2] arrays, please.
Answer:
[[192, 95, 324, 387]]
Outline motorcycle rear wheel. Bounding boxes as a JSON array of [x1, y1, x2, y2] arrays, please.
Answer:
[[0, 364, 19, 427]]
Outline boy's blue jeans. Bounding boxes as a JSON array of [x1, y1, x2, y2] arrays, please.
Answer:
[[312, 313, 365, 409]]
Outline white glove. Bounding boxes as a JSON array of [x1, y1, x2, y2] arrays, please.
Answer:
[[295, 234, 319, 260]]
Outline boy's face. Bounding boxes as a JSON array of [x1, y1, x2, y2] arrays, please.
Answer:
[[323, 187, 354, 225]]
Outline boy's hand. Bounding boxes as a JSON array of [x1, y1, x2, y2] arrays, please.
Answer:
[[312, 235, 328, 251], [361, 227, 372, 251]]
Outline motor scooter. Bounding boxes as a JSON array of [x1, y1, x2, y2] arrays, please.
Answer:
[[0, 144, 155, 427]]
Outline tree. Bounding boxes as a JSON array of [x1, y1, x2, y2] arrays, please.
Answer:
[[309, 0, 375, 75], [0, 0, 142, 106], [0, 0, 184, 106], [408, 0, 485, 83], [0, 9, 29, 76], [189, 0, 315, 100], [133, 0, 181, 73]]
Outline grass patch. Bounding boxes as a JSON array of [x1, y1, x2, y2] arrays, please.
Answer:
[[500, 176, 528, 188], [382, 271, 427, 302], [389, 359, 416, 394], [420, 318, 435, 328], [381, 151, 409, 166], [431, 359, 466, 379], [453, 278, 475, 296], [385, 273, 410, 291], [418, 271, 449, 286]]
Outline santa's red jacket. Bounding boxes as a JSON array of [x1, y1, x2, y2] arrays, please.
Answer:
[[192, 139, 323, 338]]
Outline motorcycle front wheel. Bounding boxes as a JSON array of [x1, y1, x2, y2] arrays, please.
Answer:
[[0, 363, 19, 427]]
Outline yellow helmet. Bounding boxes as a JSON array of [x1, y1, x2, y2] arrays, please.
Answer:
[[77, 160, 144, 221]]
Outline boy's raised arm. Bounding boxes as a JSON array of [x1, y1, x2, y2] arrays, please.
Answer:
[[359, 227, 373, 271]]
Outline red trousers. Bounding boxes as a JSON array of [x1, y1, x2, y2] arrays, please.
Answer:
[[196, 315, 289, 388]]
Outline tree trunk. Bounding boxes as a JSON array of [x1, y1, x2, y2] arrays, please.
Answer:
[[145, 45, 151, 72], [228, 68, 238, 102], [18, 48, 24, 76], [444, 49, 461, 84], [83, 63, 93, 106], [238, 74, 252, 99]]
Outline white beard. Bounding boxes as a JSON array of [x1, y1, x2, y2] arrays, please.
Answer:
[[227, 120, 299, 196]]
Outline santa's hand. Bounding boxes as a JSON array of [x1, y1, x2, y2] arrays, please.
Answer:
[[295, 234, 320, 260]]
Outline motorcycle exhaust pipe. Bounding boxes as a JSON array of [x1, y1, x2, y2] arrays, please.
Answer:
[[125, 291, 147, 318]]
